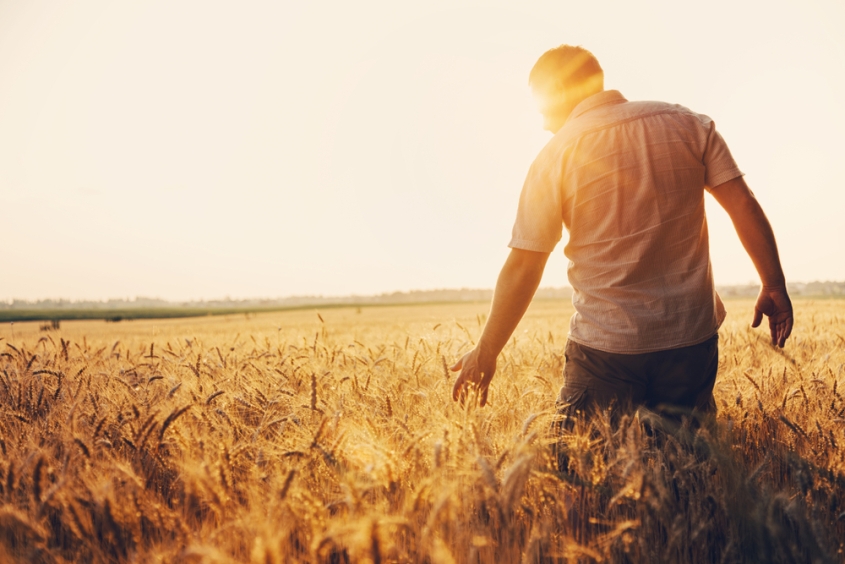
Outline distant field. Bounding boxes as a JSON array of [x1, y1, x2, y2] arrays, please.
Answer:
[[0, 305, 315, 324], [0, 301, 479, 324], [1, 300, 843, 562], [2, 293, 842, 325]]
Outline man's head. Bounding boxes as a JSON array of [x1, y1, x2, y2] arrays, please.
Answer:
[[529, 45, 604, 133]]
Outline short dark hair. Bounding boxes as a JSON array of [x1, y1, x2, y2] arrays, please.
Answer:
[[529, 45, 603, 92]]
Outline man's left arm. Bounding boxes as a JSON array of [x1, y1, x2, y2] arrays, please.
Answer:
[[451, 248, 550, 406]]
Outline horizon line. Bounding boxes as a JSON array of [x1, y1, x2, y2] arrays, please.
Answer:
[[3, 280, 844, 305]]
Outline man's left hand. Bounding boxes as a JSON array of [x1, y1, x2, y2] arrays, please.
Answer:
[[451, 347, 497, 407]]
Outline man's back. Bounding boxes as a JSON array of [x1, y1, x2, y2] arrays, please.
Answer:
[[451, 44, 791, 414], [510, 90, 744, 353]]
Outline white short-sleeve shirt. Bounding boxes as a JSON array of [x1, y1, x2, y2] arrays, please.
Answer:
[[510, 90, 743, 353]]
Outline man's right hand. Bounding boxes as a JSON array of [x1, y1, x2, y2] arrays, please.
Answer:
[[710, 177, 793, 348], [752, 286, 793, 348]]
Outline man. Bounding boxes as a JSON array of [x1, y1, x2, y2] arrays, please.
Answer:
[[451, 45, 793, 421]]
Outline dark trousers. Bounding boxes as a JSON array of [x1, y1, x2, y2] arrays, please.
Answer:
[[556, 334, 719, 426]]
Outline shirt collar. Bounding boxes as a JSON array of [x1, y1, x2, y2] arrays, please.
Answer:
[[568, 90, 627, 121]]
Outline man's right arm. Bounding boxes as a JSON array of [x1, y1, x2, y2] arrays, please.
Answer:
[[709, 176, 793, 347]]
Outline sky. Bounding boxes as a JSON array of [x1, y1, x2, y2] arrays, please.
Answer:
[[1, 0, 843, 301]]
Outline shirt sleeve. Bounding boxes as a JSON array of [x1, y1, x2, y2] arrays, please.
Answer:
[[508, 143, 564, 253], [700, 118, 744, 190]]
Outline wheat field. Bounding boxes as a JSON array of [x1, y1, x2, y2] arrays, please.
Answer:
[[1, 299, 843, 563]]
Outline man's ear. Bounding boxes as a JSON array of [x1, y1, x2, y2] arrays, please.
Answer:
[[532, 84, 568, 114]]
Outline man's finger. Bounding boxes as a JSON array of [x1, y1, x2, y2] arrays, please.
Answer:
[[480, 387, 488, 407], [777, 319, 793, 348], [751, 307, 763, 328], [452, 378, 462, 401], [450, 358, 463, 372], [784, 318, 794, 342]]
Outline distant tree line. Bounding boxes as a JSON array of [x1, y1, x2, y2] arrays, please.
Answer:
[[717, 281, 845, 298], [2, 281, 842, 313]]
